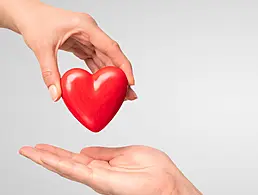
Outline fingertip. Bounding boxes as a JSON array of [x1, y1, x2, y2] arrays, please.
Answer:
[[125, 96, 137, 101], [126, 87, 138, 101], [55, 83, 62, 101], [119, 63, 135, 86], [40, 68, 62, 102], [38, 54, 62, 102], [19, 147, 25, 155], [19, 146, 30, 153], [128, 77, 135, 86], [48, 83, 62, 102], [126, 74, 135, 86], [19, 146, 35, 157]]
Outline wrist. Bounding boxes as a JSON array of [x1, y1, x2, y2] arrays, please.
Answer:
[[0, 0, 41, 33], [164, 166, 202, 195], [174, 174, 202, 195]]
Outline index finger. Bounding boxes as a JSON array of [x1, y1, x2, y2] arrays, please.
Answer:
[[86, 24, 135, 85]]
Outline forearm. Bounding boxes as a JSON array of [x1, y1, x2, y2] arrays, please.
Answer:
[[177, 183, 202, 195], [176, 174, 202, 195], [165, 166, 202, 195], [0, 0, 41, 33], [0, 0, 14, 31]]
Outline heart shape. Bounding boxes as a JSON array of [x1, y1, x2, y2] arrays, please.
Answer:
[[61, 67, 128, 133]]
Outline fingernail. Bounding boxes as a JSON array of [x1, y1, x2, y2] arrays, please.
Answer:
[[132, 78, 135, 85], [129, 77, 135, 86], [49, 85, 58, 101], [19, 148, 29, 158]]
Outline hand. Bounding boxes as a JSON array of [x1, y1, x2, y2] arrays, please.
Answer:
[[1, 0, 136, 101], [19, 145, 202, 195]]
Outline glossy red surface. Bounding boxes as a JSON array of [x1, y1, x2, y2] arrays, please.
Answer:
[[61, 67, 128, 133]]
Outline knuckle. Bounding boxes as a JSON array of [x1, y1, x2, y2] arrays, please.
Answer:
[[110, 41, 120, 50], [71, 14, 83, 27], [83, 13, 97, 25], [42, 70, 53, 78], [75, 13, 97, 26], [29, 38, 52, 54], [41, 70, 53, 84], [105, 41, 120, 54]]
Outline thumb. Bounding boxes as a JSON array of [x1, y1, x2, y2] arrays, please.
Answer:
[[35, 48, 61, 102]]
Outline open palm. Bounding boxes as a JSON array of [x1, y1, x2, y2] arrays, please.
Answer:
[[19, 145, 201, 195]]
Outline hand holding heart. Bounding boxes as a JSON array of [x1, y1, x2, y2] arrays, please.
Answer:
[[4, 0, 137, 101], [1, 0, 203, 194]]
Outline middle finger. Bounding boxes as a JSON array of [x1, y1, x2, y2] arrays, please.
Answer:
[[35, 144, 93, 165]]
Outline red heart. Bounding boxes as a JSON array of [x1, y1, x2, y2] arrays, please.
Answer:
[[61, 67, 128, 133]]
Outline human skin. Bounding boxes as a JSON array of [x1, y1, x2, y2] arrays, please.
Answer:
[[20, 144, 202, 195], [0, 0, 137, 101], [1, 0, 202, 194]]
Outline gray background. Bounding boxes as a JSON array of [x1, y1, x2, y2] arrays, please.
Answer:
[[1, 0, 258, 194]]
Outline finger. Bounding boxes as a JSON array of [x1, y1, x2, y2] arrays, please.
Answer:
[[70, 47, 89, 60], [60, 38, 76, 51], [95, 49, 114, 67], [19, 146, 80, 180], [41, 153, 117, 195], [92, 54, 105, 69], [35, 144, 92, 165], [20, 147, 125, 195], [85, 24, 135, 85], [34, 47, 61, 102], [71, 34, 95, 50], [19, 146, 43, 164], [126, 86, 138, 101], [35, 144, 74, 158], [20, 146, 107, 188], [84, 59, 99, 73], [19, 146, 59, 173], [74, 41, 95, 57], [39, 152, 94, 184], [80, 146, 126, 161]]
